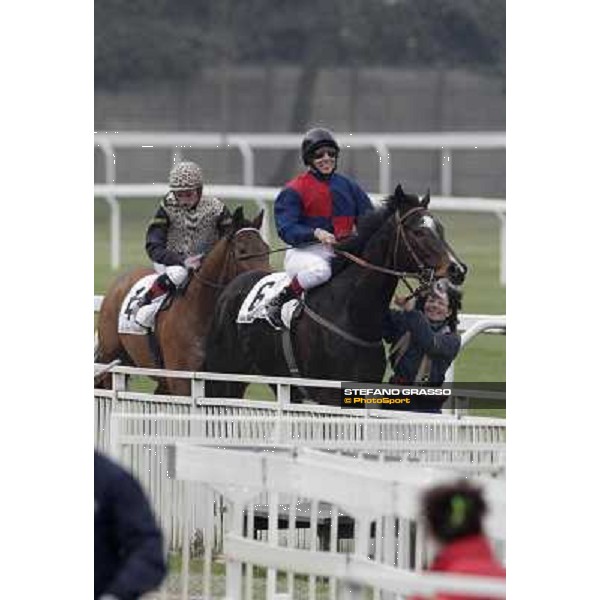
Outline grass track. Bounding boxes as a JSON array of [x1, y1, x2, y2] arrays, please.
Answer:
[[95, 198, 505, 390]]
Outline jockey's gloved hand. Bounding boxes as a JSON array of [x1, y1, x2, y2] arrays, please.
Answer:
[[184, 254, 204, 270], [314, 228, 337, 246]]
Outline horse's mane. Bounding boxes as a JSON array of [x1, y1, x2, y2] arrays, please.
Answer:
[[336, 189, 421, 255]]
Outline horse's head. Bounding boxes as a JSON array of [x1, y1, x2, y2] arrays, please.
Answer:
[[224, 206, 271, 276], [388, 184, 467, 285], [196, 206, 270, 287]]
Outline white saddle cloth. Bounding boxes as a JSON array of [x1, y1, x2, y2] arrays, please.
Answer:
[[118, 274, 162, 335], [237, 272, 299, 329]]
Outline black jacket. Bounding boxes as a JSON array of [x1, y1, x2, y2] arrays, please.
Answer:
[[382, 309, 460, 386], [94, 451, 166, 600]]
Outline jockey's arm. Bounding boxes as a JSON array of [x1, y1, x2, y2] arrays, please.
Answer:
[[275, 188, 317, 246], [351, 180, 375, 215], [145, 208, 185, 266]]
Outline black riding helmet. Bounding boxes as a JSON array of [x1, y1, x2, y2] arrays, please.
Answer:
[[301, 128, 340, 165]]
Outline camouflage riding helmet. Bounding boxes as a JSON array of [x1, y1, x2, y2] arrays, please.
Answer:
[[169, 161, 204, 191]]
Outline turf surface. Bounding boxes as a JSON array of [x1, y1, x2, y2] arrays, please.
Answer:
[[94, 197, 505, 392]]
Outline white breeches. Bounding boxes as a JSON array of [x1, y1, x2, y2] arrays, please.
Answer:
[[284, 244, 335, 290], [153, 263, 189, 287]]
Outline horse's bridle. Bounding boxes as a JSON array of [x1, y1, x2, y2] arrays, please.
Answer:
[[393, 207, 430, 272], [302, 206, 439, 347], [335, 205, 436, 294], [193, 227, 268, 289]]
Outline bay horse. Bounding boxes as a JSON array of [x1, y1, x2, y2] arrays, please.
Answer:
[[203, 185, 467, 404], [95, 207, 270, 395]]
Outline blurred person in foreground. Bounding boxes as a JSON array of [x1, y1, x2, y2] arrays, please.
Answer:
[[95, 450, 166, 600], [133, 160, 232, 327], [264, 127, 373, 328], [411, 481, 505, 600], [383, 279, 462, 407]]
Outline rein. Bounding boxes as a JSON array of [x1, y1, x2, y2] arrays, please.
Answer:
[[302, 304, 382, 348], [334, 249, 420, 283], [301, 207, 435, 348], [193, 227, 267, 288], [335, 205, 435, 297]]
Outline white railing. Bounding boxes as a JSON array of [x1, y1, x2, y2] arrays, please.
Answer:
[[94, 183, 506, 281], [95, 131, 505, 193], [103, 401, 504, 599], [94, 131, 506, 280], [147, 442, 506, 599], [93, 292, 505, 387], [225, 535, 506, 599], [94, 363, 505, 414]]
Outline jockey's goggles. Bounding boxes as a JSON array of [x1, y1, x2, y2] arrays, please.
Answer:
[[312, 147, 339, 160]]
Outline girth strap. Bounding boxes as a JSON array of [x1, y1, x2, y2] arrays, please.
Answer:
[[147, 330, 164, 369], [302, 304, 383, 349], [281, 329, 301, 377], [281, 329, 311, 401]]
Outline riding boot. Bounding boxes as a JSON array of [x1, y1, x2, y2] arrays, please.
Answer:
[[138, 274, 173, 308], [133, 274, 174, 328], [265, 277, 303, 329]]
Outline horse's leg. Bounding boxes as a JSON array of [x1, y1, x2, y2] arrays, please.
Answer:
[[204, 380, 249, 399], [95, 298, 128, 390], [118, 335, 171, 395], [204, 327, 254, 399], [148, 301, 214, 397], [95, 267, 154, 389], [154, 379, 170, 395]]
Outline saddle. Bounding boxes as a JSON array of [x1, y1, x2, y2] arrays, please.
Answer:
[[118, 275, 181, 335], [237, 272, 303, 330]]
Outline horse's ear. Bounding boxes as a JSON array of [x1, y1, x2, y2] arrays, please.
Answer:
[[393, 184, 405, 202], [390, 183, 406, 211], [252, 210, 264, 230], [232, 206, 244, 228], [421, 189, 431, 208]]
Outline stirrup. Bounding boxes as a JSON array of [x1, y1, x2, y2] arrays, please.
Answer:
[[264, 297, 286, 329], [134, 304, 155, 329], [265, 311, 284, 330], [134, 292, 168, 328]]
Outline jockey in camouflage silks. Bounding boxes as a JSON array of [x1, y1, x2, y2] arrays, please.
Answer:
[[134, 161, 231, 327]]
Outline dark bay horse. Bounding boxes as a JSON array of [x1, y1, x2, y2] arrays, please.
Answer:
[[95, 207, 270, 395], [203, 185, 467, 404]]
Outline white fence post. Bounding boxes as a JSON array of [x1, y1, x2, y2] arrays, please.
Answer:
[[497, 211, 506, 286], [95, 138, 121, 269], [277, 383, 291, 406], [374, 142, 392, 195], [94, 132, 505, 272], [440, 148, 453, 196], [191, 377, 205, 413]]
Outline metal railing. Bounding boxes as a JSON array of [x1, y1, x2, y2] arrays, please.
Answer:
[[94, 131, 506, 193], [94, 183, 506, 284], [94, 131, 506, 279]]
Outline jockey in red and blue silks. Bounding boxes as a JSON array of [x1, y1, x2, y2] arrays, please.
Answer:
[[265, 127, 373, 328]]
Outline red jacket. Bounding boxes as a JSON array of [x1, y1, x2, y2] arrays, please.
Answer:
[[411, 535, 505, 600]]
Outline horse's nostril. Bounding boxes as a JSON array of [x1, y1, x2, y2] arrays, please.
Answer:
[[448, 262, 466, 285]]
